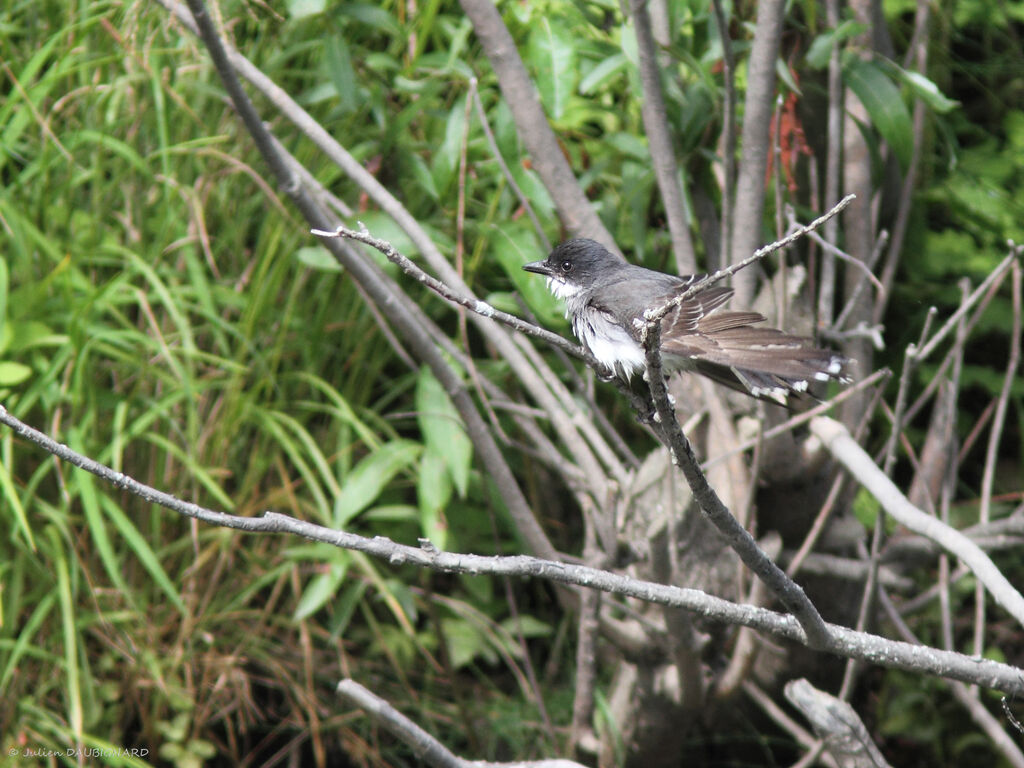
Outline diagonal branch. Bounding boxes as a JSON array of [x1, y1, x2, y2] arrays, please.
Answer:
[[645, 195, 856, 327], [638, 321, 832, 649], [629, 0, 697, 274], [811, 415, 1024, 630], [312, 224, 598, 369], [337, 680, 589, 768], [178, 0, 561, 563], [457, 0, 619, 256]]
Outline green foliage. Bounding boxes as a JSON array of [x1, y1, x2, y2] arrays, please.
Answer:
[[0, 0, 1020, 764]]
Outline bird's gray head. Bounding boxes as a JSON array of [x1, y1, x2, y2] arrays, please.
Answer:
[[522, 238, 622, 300]]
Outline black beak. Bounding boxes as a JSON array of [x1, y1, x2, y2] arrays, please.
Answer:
[[522, 260, 553, 276]]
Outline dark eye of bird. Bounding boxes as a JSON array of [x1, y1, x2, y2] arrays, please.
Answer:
[[560, 260, 572, 273]]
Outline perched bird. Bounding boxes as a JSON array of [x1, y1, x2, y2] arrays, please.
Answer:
[[523, 238, 849, 403]]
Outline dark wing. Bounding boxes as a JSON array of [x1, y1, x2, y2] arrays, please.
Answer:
[[658, 288, 849, 403]]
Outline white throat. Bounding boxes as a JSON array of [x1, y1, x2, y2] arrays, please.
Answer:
[[546, 277, 584, 302]]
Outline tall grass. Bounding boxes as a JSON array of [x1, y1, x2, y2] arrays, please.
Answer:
[[0, 2, 557, 764]]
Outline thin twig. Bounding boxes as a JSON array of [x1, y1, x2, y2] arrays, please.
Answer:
[[644, 195, 856, 327], [313, 224, 595, 366], [915, 249, 1018, 362], [710, 0, 736, 271], [629, 0, 697, 274]]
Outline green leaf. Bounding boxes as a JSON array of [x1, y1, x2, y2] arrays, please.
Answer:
[[325, 34, 357, 113], [0, 256, 7, 340], [288, 0, 326, 18], [417, 450, 451, 549], [296, 246, 342, 272], [98, 494, 187, 613], [336, 3, 402, 35], [294, 560, 348, 620], [498, 615, 552, 638], [844, 57, 914, 171], [76, 470, 135, 606], [328, 579, 369, 638], [0, 457, 33, 549], [805, 20, 867, 69], [441, 617, 496, 668], [335, 440, 422, 526], [416, 366, 472, 498], [491, 223, 562, 328], [431, 95, 468, 194], [0, 360, 31, 386], [775, 58, 801, 95], [897, 69, 959, 114], [580, 52, 627, 95], [4, 320, 68, 353], [528, 19, 576, 120]]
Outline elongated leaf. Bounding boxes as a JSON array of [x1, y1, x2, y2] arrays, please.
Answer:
[[75, 469, 134, 606], [0, 457, 33, 549], [288, 0, 326, 18], [296, 246, 342, 272], [898, 69, 959, 114], [417, 450, 451, 549], [528, 19, 576, 120], [805, 20, 867, 69], [98, 495, 187, 613], [0, 361, 31, 386], [337, 3, 402, 34], [416, 366, 472, 498], [335, 440, 421, 526], [580, 52, 626, 95], [492, 223, 562, 327], [294, 560, 349, 620], [844, 58, 914, 171], [0, 256, 7, 340], [49, 527, 83, 739], [432, 95, 468, 194], [325, 34, 357, 113]]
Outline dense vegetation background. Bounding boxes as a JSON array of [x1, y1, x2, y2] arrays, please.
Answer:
[[1, 0, 1022, 766]]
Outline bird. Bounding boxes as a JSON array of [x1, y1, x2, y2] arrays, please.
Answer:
[[522, 238, 850, 403]]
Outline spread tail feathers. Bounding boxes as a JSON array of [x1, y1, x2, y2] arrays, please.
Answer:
[[663, 312, 850, 404]]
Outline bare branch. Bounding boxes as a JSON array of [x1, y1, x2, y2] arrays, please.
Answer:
[[3, 405, 1024, 693], [312, 224, 594, 367], [811, 416, 1024, 629], [457, 0, 618, 255], [711, 0, 737, 270], [629, 0, 697, 274], [728, 0, 787, 306], [337, 680, 588, 768], [645, 194, 856, 327], [784, 679, 894, 768], [915, 249, 1018, 362], [975, 261, 1022, 653], [639, 319, 832, 648], [817, 0, 843, 327]]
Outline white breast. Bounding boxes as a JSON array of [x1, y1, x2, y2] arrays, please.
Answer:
[[573, 309, 646, 378]]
